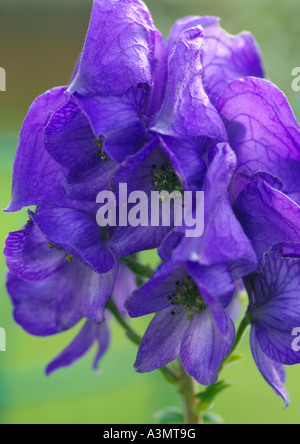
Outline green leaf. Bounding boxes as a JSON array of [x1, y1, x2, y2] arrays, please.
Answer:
[[203, 412, 224, 425], [196, 381, 232, 411], [225, 354, 243, 366], [154, 407, 184, 424]]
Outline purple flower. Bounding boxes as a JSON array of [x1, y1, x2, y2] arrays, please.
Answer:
[[5, 0, 265, 215], [126, 255, 235, 386], [4, 0, 300, 408], [46, 261, 136, 375], [5, 218, 117, 326], [5, 218, 136, 371], [245, 244, 300, 407]]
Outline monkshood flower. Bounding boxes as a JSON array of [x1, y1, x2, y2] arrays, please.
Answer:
[[126, 145, 258, 385], [126, 255, 235, 386], [5, 218, 136, 372], [245, 244, 300, 407], [4, 0, 300, 420]]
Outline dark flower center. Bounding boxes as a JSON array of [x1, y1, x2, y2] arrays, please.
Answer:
[[151, 164, 183, 194], [168, 276, 207, 321], [48, 242, 73, 263], [95, 137, 107, 161]]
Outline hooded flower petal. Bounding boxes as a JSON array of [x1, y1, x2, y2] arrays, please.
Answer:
[[168, 16, 264, 104], [69, 0, 156, 96], [44, 98, 99, 170], [250, 326, 289, 408], [5, 88, 71, 212], [32, 206, 116, 274], [70, 93, 146, 164], [46, 320, 111, 375], [234, 182, 300, 267], [180, 308, 235, 385], [217, 77, 300, 203], [6, 265, 83, 336], [7, 247, 117, 332], [151, 27, 226, 141], [44, 97, 119, 201]]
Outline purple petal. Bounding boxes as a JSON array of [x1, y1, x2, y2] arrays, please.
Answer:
[[217, 77, 300, 203], [158, 231, 184, 262], [44, 98, 98, 169], [134, 306, 188, 373], [32, 206, 116, 274], [71, 93, 146, 164], [172, 144, 257, 277], [6, 265, 83, 337], [113, 262, 136, 316], [4, 221, 65, 281], [272, 242, 300, 259], [234, 182, 300, 267], [82, 263, 118, 324], [226, 296, 242, 323], [180, 308, 235, 385], [69, 0, 155, 96], [126, 260, 184, 318], [186, 262, 235, 334], [151, 27, 226, 141], [231, 171, 285, 202], [159, 136, 207, 190], [251, 251, 300, 365], [146, 30, 168, 118], [5, 88, 71, 212], [46, 320, 110, 375], [109, 139, 173, 256], [250, 327, 289, 408], [64, 156, 118, 204], [168, 16, 264, 104]]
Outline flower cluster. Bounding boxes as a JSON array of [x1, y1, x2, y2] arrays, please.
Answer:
[[4, 0, 300, 407]]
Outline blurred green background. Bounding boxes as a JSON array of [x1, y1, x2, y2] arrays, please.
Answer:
[[0, 0, 300, 424]]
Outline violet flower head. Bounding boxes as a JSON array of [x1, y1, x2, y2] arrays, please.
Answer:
[[3, 0, 300, 412], [126, 256, 235, 386]]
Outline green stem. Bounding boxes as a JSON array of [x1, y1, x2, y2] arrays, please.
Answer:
[[107, 299, 141, 345], [230, 311, 252, 356], [179, 366, 202, 424], [121, 257, 154, 279], [220, 311, 252, 372]]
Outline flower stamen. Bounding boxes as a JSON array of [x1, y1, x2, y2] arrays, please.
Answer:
[[151, 164, 183, 195], [168, 276, 207, 321]]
